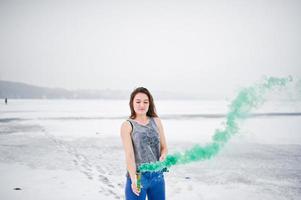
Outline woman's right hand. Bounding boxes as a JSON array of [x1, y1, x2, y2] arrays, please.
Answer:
[[131, 175, 140, 196]]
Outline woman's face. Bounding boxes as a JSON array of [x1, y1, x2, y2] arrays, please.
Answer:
[[133, 92, 150, 116]]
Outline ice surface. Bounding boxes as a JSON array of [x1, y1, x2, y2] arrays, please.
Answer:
[[0, 99, 300, 199]]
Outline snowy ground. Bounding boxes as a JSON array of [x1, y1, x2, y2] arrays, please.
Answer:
[[0, 99, 301, 199]]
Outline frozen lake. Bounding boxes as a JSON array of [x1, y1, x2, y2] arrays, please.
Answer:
[[0, 99, 301, 199]]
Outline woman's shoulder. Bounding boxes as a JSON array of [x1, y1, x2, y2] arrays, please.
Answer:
[[120, 119, 133, 130], [152, 117, 162, 127]]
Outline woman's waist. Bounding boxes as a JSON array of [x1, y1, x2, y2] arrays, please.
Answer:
[[126, 170, 164, 179]]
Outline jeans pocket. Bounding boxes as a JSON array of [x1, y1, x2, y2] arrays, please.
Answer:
[[152, 172, 164, 183]]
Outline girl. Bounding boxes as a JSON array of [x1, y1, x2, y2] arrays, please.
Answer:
[[120, 87, 168, 200]]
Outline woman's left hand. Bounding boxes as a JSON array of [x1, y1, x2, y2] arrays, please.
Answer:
[[159, 153, 166, 162]]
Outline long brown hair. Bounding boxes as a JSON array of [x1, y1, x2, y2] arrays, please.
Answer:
[[129, 87, 158, 119]]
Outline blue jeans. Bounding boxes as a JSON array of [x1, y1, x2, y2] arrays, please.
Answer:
[[125, 172, 165, 200]]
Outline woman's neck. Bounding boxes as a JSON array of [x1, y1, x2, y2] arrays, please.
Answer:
[[134, 115, 149, 122]]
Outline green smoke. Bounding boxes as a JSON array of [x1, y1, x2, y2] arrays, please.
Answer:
[[139, 76, 293, 172]]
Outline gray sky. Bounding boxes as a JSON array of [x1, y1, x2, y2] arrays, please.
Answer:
[[0, 0, 300, 98]]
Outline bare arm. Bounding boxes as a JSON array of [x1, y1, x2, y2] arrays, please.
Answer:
[[154, 117, 168, 161], [120, 121, 137, 181], [120, 121, 140, 195]]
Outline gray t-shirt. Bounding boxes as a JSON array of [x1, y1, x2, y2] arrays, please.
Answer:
[[127, 117, 161, 171]]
